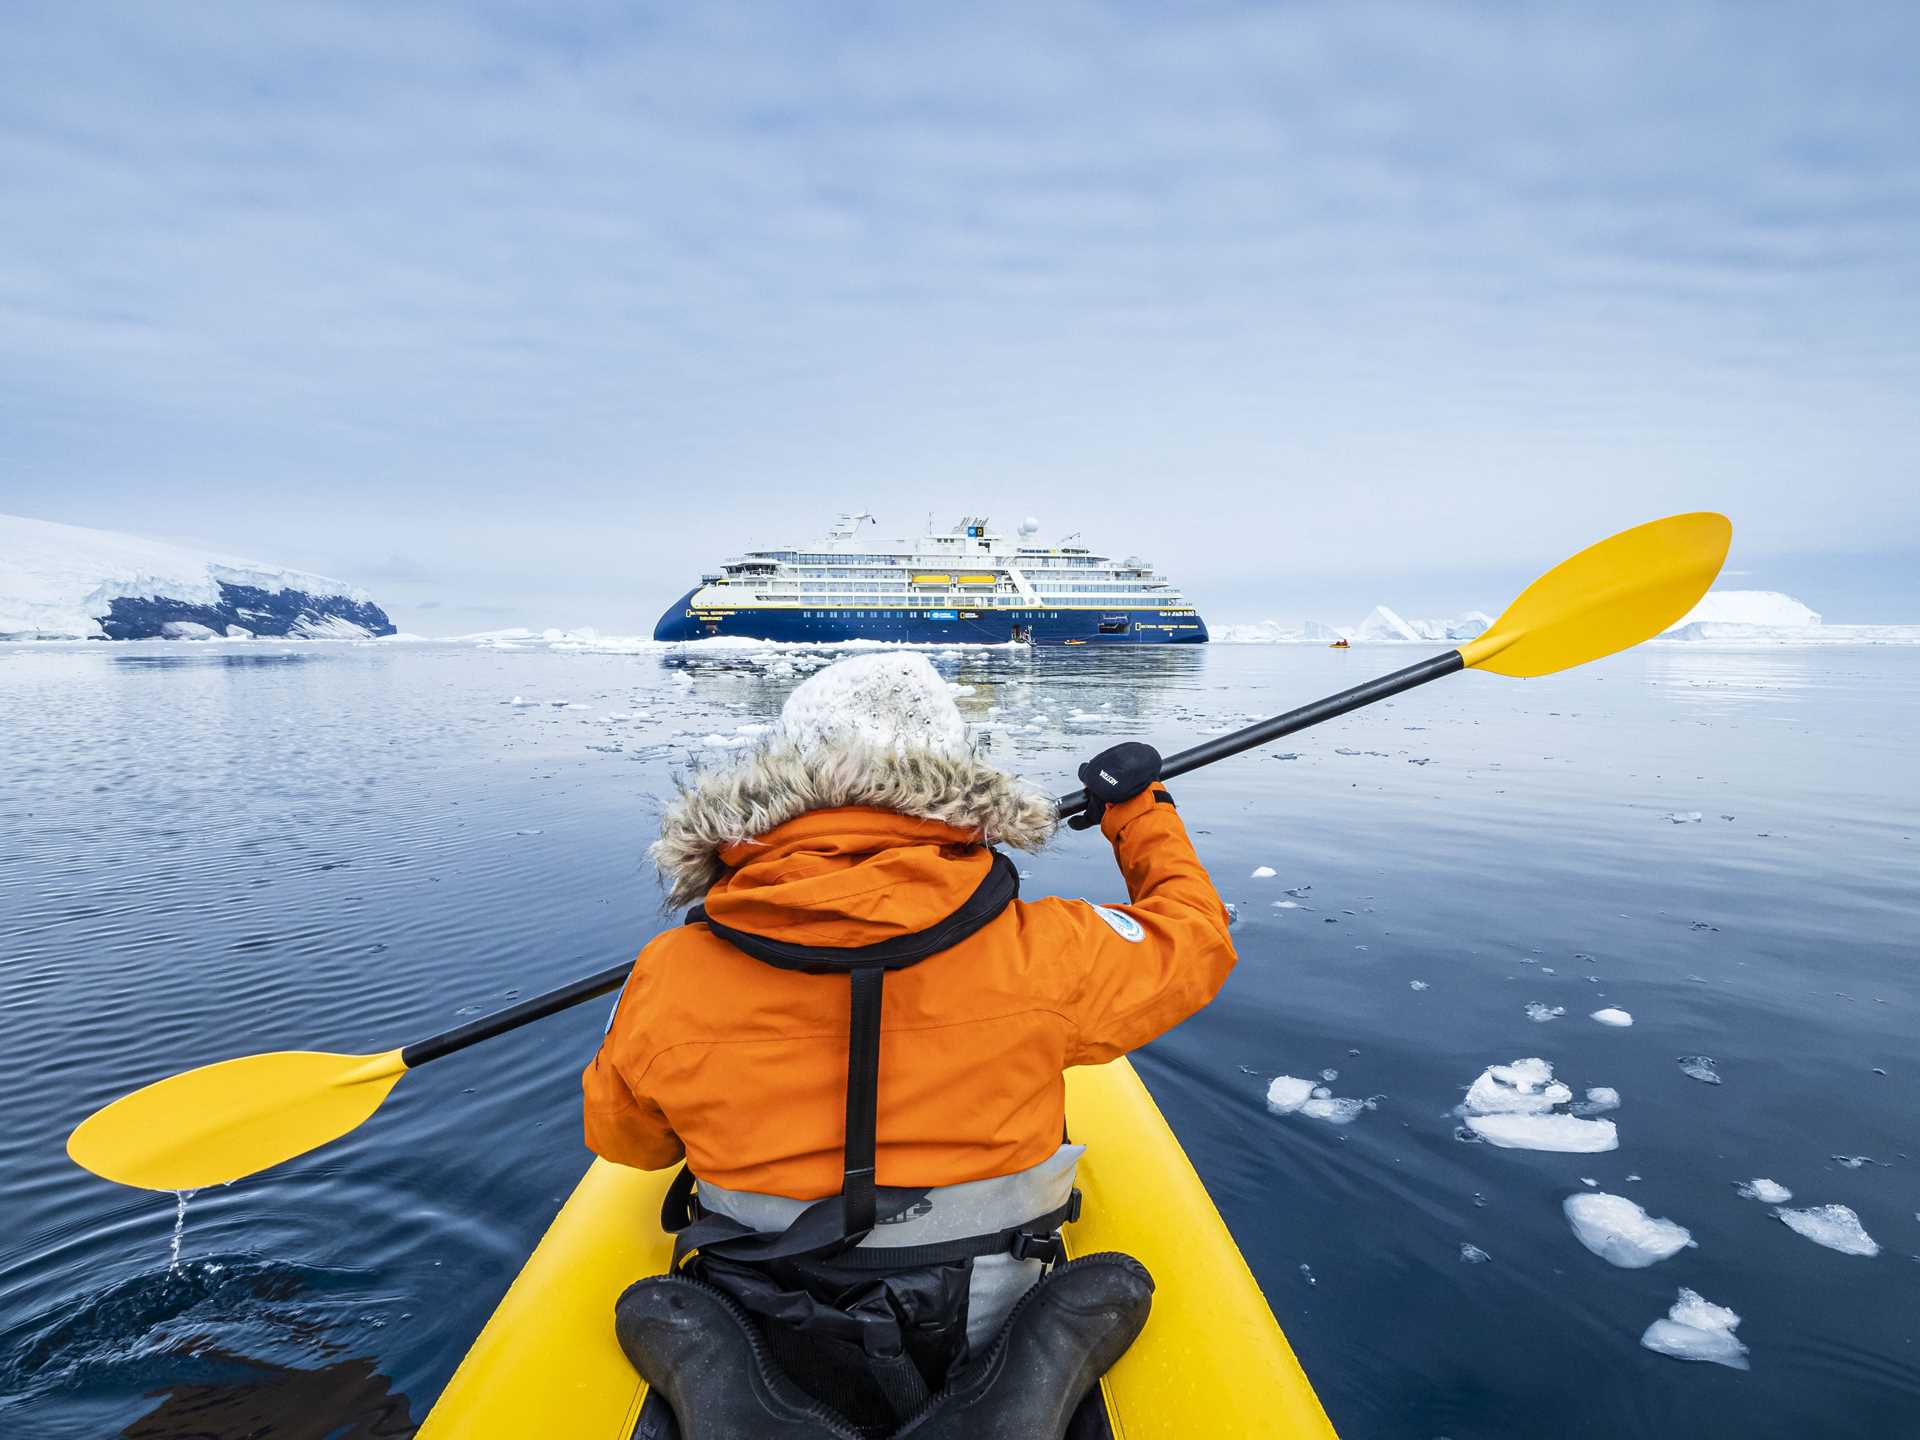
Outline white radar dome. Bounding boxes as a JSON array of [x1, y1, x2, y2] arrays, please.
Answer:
[[1018, 516, 1040, 537]]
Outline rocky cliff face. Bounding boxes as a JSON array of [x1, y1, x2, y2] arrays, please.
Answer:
[[98, 583, 395, 640]]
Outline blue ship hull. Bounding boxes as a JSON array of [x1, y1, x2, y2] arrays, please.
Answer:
[[653, 591, 1207, 646]]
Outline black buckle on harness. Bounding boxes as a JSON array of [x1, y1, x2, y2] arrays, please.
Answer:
[[1008, 1229, 1067, 1265]]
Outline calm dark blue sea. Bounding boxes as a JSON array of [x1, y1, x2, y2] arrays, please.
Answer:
[[2, 638, 1916, 1438]]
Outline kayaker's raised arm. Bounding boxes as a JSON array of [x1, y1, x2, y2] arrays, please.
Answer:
[[1024, 747, 1237, 1066]]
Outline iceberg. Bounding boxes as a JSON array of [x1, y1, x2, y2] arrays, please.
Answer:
[[0, 512, 393, 641], [1354, 605, 1421, 642], [1668, 590, 1821, 630]]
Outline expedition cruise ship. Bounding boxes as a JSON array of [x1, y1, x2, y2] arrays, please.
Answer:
[[653, 513, 1207, 646]]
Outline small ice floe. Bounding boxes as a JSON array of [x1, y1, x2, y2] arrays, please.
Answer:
[[507, 695, 541, 707], [1591, 1007, 1633, 1027], [1284, 885, 1312, 899], [1470, 1113, 1618, 1152], [1525, 1003, 1566, 1023], [1271, 900, 1305, 910], [1640, 1288, 1750, 1370], [1573, 1086, 1621, 1115], [1665, 811, 1705, 824], [734, 722, 773, 736], [1463, 1058, 1571, 1115], [1265, 1076, 1315, 1114], [1266, 1074, 1375, 1124], [1459, 1058, 1616, 1152], [1581, 1177, 1598, 1186], [515, 828, 543, 836], [1251, 865, 1277, 878], [1319, 1068, 1339, 1082], [1459, 1244, 1491, 1264], [1677, 1055, 1722, 1085], [1300, 1088, 1375, 1124], [1736, 1179, 1792, 1203], [1409, 980, 1430, 991], [1776, 1204, 1880, 1257], [1563, 1193, 1695, 1268], [1831, 1154, 1887, 1170]]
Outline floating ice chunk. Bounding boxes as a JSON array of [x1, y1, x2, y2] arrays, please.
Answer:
[[1776, 1204, 1879, 1256], [734, 722, 773, 735], [1300, 1092, 1373, 1125], [1640, 1288, 1749, 1370], [1459, 1244, 1491, 1264], [1463, 1058, 1572, 1115], [1525, 1003, 1566, 1023], [508, 696, 540, 707], [1271, 900, 1302, 910], [1251, 866, 1277, 878], [1574, 1086, 1621, 1115], [1265, 1076, 1314, 1114], [1409, 980, 1430, 991], [1466, 1113, 1618, 1152], [1736, 1179, 1792, 1203], [1564, 1193, 1694, 1267], [1665, 811, 1705, 824], [1591, 1008, 1633, 1027], [1677, 1056, 1721, 1085]]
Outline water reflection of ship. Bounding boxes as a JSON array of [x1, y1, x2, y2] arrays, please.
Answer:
[[652, 646, 1206, 762]]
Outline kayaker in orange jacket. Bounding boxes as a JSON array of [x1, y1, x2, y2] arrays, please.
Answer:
[[586, 652, 1237, 1440]]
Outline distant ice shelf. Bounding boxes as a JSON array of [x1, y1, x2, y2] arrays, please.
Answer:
[[0, 513, 394, 641]]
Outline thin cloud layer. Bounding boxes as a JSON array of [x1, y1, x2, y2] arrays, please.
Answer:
[[3, 2, 1916, 628]]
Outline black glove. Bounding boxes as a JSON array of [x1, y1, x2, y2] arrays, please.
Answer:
[[1067, 742, 1163, 831]]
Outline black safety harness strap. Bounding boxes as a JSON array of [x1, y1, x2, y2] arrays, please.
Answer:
[[665, 849, 1079, 1269]]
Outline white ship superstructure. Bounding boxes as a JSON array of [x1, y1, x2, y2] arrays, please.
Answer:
[[654, 514, 1207, 646]]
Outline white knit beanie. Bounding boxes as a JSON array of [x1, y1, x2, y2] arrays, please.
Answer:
[[777, 653, 969, 760]]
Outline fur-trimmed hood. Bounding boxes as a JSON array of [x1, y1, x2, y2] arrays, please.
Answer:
[[651, 739, 1058, 909]]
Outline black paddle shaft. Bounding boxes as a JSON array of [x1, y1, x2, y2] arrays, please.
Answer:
[[402, 959, 634, 1067], [400, 647, 1465, 1067], [1053, 648, 1464, 820]]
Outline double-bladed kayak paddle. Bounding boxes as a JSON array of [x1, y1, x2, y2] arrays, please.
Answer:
[[68, 510, 1731, 1191]]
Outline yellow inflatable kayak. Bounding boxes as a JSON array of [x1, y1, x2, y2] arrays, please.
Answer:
[[419, 1057, 1338, 1438]]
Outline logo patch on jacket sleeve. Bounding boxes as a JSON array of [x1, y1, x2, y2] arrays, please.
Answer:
[[1089, 905, 1145, 942]]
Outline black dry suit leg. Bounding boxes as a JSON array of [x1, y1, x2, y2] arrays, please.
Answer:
[[615, 1274, 867, 1440], [893, 1252, 1154, 1440]]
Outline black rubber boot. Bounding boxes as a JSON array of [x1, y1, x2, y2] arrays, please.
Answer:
[[893, 1252, 1154, 1440], [615, 1275, 866, 1440]]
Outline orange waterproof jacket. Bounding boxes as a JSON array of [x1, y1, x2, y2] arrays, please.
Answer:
[[582, 783, 1235, 1199]]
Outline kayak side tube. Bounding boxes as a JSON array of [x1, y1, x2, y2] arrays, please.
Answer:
[[417, 1056, 1339, 1438]]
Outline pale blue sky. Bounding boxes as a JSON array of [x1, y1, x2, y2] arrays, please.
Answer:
[[3, 2, 1916, 630]]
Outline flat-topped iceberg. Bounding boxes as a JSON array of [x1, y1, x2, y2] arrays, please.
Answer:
[[0, 512, 393, 641]]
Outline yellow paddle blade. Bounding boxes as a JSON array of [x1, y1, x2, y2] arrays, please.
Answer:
[[67, 1048, 408, 1191], [1458, 512, 1731, 677]]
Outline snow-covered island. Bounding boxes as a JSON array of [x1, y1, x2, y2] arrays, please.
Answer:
[[0, 513, 395, 642]]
